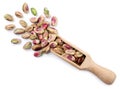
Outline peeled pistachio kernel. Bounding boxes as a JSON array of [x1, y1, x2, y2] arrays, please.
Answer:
[[23, 42, 32, 49], [25, 26, 33, 32], [14, 28, 25, 34], [62, 44, 72, 50], [48, 34, 57, 42], [32, 44, 41, 51], [33, 39, 40, 45], [47, 27, 57, 34], [74, 51, 83, 58], [21, 32, 31, 39], [41, 39, 48, 47], [44, 7, 50, 18], [5, 24, 15, 30], [37, 15, 45, 27], [53, 47, 64, 55], [55, 38, 63, 45], [62, 54, 75, 61], [19, 20, 27, 28], [43, 30, 49, 40], [15, 11, 23, 18], [29, 34, 37, 40], [11, 38, 21, 44], [34, 51, 41, 57], [31, 8, 37, 16], [51, 16, 57, 26], [65, 49, 75, 55], [77, 55, 85, 65], [4, 14, 14, 21], [22, 2, 29, 13], [49, 42, 58, 48], [30, 17, 38, 23]]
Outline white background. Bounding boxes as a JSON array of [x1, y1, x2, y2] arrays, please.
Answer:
[[0, 0, 120, 89]]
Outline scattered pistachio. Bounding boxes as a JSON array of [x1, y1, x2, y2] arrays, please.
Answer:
[[29, 34, 37, 40], [51, 16, 57, 26], [31, 8, 37, 16], [15, 11, 23, 18], [19, 20, 27, 28], [25, 26, 33, 32], [47, 27, 57, 34], [21, 32, 31, 39], [30, 17, 38, 23], [32, 44, 41, 51], [44, 7, 50, 18], [14, 28, 25, 34], [23, 42, 32, 49], [11, 38, 21, 44], [4, 14, 14, 21], [5, 24, 15, 30], [22, 2, 29, 13]]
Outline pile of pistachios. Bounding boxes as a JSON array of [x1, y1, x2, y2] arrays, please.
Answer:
[[4, 2, 85, 65]]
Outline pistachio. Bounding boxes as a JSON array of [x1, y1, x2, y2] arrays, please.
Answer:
[[33, 39, 40, 45], [55, 38, 63, 45], [15, 11, 23, 18], [4, 14, 14, 21], [30, 17, 38, 23], [34, 51, 41, 57], [22, 2, 29, 13], [29, 34, 37, 40], [5, 24, 15, 30], [49, 42, 58, 48], [62, 44, 72, 50], [37, 15, 45, 27], [23, 42, 32, 49], [53, 47, 64, 55], [21, 32, 31, 39], [47, 27, 57, 34], [48, 34, 57, 42], [77, 56, 85, 65], [44, 7, 50, 18], [41, 22, 49, 30], [11, 38, 21, 44], [31, 8, 37, 16], [43, 45, 50, 53], [25, 26, 33, 32], [43, 30, 49, 40], [51, 16, 57, 26], [65, 49, 75, 55], [14, 28, 25, 34], [41, 39, 48, 47], [62, 54, 75, 61], [34, 27, 44, 34], [74, 51, 83, 58], [32, 44, 41, 51], [19, 20, 27, 28], [38, 34, 43, 40]]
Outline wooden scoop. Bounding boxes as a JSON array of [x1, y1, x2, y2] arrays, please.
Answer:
[[51, 36, 116, 85]]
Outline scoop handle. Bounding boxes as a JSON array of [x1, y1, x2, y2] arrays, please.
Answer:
[[87, 62, 116, 84]]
